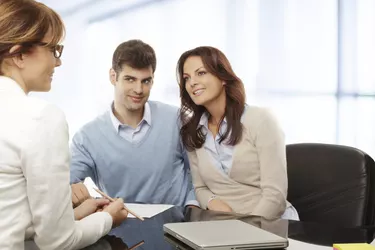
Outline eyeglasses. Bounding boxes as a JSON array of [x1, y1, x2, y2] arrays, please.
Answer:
[[0, 42, 64, 59], [35, 42, 64, 59]]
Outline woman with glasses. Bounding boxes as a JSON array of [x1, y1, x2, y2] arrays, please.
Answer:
[[0, 1, 128, 249]]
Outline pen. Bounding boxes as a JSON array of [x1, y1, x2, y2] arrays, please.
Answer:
[[94, 188, 145, 221]]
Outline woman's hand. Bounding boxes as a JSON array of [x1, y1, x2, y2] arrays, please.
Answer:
[[103, 198, 128, 228], [207, 198, 233, 213], [74, 198, 110, 220]]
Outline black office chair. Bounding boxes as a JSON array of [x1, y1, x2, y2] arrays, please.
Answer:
[[286, 143, 375, 228]]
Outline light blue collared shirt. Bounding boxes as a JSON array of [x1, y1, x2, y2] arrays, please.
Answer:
[[199, 114, 234, 175], [110, 102, 151, 143]]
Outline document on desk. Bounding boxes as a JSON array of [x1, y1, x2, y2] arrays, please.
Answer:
[[124, 203, 174, 218], [86, 181, 174, 218]]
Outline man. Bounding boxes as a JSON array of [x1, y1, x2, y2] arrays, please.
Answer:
[[70, 40, 198, 208]]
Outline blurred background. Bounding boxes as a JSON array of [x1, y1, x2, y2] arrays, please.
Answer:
[[36, 0, 375, 158]]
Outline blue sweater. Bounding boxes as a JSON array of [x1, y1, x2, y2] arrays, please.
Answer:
[[70, 101, 196, 207]]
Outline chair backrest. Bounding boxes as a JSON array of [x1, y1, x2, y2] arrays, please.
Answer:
[[286, 143, 375, 227]]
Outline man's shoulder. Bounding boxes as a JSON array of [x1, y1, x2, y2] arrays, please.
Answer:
[[73, 111, 109, 140], [148, 101, 180, 124], [149, 100, 179, 115]]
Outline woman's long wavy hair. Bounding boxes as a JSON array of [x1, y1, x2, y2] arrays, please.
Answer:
[[177, 46, 246, 151]]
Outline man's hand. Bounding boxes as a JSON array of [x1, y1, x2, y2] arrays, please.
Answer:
[[71, 182, 91, 207], [207, 199, 233, 213], [74, 198, 110, 220]]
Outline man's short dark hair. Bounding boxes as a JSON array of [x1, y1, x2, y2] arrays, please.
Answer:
[[112, 39, 156, 78]]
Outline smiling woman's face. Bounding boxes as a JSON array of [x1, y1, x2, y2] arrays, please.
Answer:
[[20, 29, 62, 93], [182, 56, 225, 106]]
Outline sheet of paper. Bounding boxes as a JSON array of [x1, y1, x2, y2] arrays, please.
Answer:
[[124, 203, 174, 218], [85, 183, 173, 219]]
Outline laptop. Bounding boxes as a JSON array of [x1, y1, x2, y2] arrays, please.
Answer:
[[163, 219, 288, 250], [164, 233, 193, 250]]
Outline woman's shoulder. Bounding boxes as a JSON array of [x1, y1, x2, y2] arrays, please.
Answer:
[[24, 97, 66, 123], [243, 105, 278, 124], [241, 105, 282, 136], [14, 98, 68, 147]]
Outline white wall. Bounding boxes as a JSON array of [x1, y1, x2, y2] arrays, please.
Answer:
[[37, 0, 375, 157]]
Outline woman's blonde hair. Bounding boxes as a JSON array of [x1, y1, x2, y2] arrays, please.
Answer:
[[0, 0, 65, 74]]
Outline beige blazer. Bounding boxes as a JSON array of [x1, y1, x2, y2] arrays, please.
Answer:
[[188, 106, 291, 219]]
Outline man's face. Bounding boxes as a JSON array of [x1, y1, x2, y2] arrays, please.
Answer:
[[110, 64, 154, 112]]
